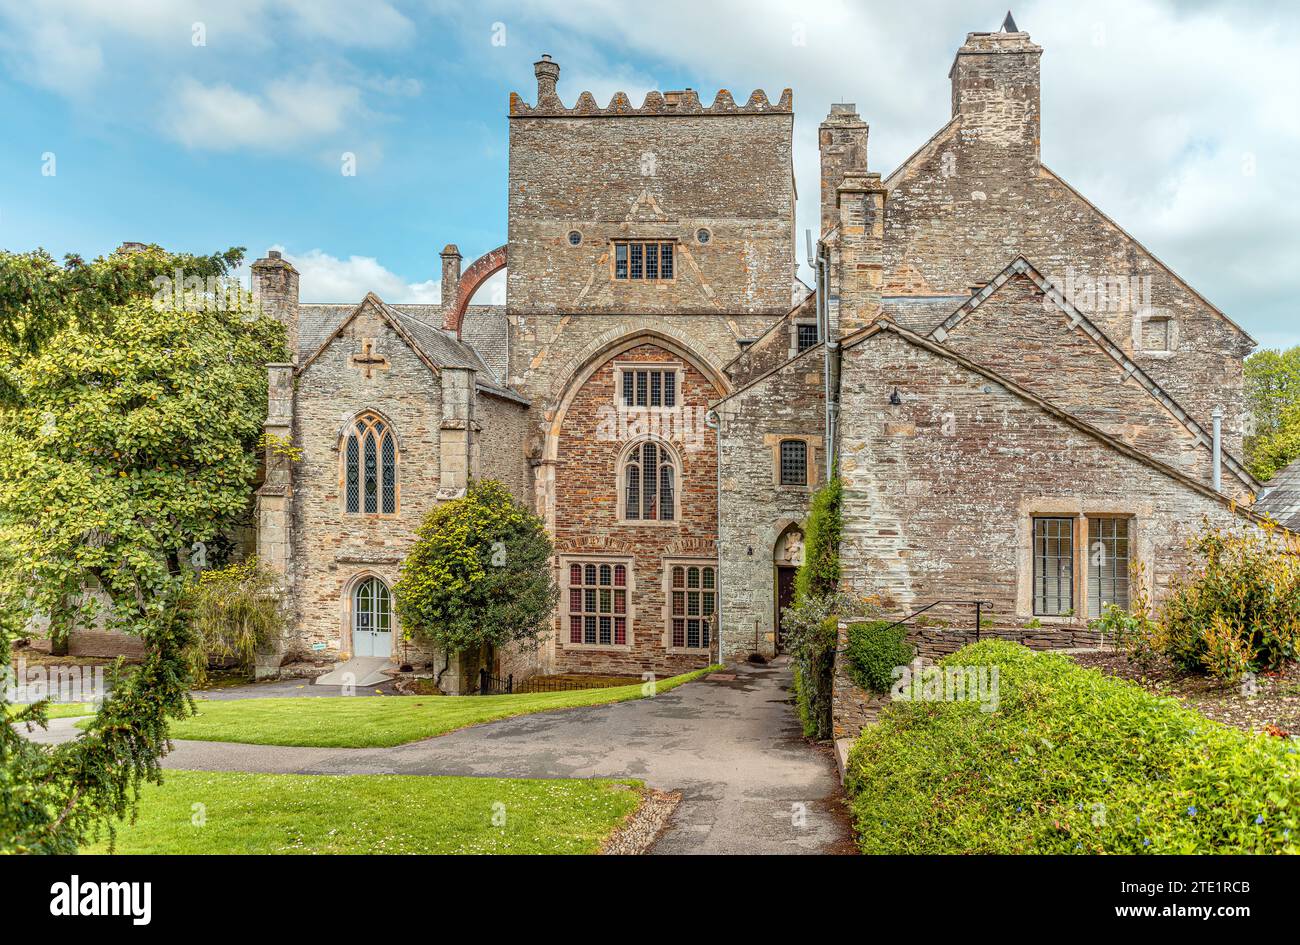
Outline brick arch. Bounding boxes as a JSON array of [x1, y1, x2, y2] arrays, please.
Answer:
[[542, 322, 732, 419], [542, 329, 732, 463], [442, 244, 507, 335]]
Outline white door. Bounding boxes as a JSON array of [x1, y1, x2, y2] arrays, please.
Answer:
[[352, 578, 392, 658]]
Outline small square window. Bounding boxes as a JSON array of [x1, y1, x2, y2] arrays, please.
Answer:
[[779, 440, 808, 486], [796, 323, 819, 353]]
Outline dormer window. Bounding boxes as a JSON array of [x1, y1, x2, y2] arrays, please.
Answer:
[[613, 241, 675, 281]]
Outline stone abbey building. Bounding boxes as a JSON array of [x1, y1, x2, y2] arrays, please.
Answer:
[[253, 22, 1266, 688]]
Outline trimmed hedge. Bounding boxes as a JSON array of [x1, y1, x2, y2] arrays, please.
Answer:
[[845, 620, 915, 694], [845, 641, 1300, 854]]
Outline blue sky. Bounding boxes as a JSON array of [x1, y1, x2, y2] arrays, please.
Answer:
[[1, 0, 1296, 347]]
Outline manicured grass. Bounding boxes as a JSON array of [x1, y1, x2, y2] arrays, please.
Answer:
[[7, 701, 96, 719], [86, 769, 642, 855], [164, 665, 721, 748]]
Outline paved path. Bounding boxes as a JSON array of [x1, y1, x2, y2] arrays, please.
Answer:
[[26, 659, 853, 854]]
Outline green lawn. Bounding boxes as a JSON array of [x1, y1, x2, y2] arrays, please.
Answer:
[[163, 665, 720, 748], [86, 769, 642, 854], [7, 701, 96, 720]]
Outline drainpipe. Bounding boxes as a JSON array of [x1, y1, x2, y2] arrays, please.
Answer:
[[814, 234, 839, 481], [705, 408, 724, 666], [1212, 405, 1223, 493]]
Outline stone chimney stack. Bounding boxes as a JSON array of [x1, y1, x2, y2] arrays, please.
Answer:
[[819, 104, 869, 238], [440, 243, 462, 322], [832, 170, 888, 337], [534, 54, 561, 106], [949, 24, 1042, 165], [251, 250, 300, 362]]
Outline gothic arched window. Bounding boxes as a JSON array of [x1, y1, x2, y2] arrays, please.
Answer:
[[622, 439, 678, 522], [344, 412, 397, 514]]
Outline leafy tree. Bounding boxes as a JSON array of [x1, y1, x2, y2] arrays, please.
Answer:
[[0, 246, 284, 853], [1245, 346, 1300, 481], [184, 558, 286, 687], [394, 479, 558, 662], [0, 244, 244, 373]]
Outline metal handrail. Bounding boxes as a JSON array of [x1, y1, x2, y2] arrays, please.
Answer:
[[869, 599, 995, 641]]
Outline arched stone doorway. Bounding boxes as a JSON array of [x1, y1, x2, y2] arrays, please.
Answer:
[[773, 524, 805, 653]]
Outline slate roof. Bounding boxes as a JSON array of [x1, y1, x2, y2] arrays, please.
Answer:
[[297, 299, 524, 403], [1256, 460, 1300, 531], [880, 295, 969, 333]]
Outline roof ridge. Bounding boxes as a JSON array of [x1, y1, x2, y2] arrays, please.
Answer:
[[929, 254, 1258, 491]]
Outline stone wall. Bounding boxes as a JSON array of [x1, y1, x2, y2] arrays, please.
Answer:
[[881, 29, 1253, 457], [936, 270, 1250, 498], [714, 347, 827, 660], [506, 61, 795, 319], [289, 302, 445, 663], [836, 325, 1259, 627], [476, 390, 534, 506]]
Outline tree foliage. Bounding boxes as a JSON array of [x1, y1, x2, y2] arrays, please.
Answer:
[[1244, 345, 1300, 481], [394, 479, 558, 656], [0, 245, 284, 853], [183, 558, 286, 687]]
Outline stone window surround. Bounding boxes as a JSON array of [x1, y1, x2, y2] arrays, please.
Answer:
[[661, 557, 719, 654], [558, 553, 636, 652], [609, 239, 678, 282], [762, 433, 822, 491], [616, 435, 683, 525], [1133, 310, 1179, 360], [336, 409, 402, 519], [1015, 503, 1144, 624], [612, 360, 684, 411], [789, 318, 820, 358], [339, 570, 396, 657]]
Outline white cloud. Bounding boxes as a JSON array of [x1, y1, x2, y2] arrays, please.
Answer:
[[471, 0, 1300, 344], [167, 74, 362, 150], [270, 247, 441, 304], [280, 0, 413, 49]]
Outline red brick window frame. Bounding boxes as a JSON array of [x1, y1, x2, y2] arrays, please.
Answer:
[[562, 557, 633, 650], [664, 560, 717, 652]]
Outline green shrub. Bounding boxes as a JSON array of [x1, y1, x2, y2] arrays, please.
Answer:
[[845, 620, 915, 694], [1159, 525, 1300, 678], [183, 557, 284, 686], [845, 640, 1300, 854], [783, 597, 838, 739]]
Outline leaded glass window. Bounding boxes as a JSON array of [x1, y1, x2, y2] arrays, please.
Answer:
[[670, 564, 715, 649], [619, 367, 678, 408], [1088, 517, 1131, 617], [567, 561, 628, 646], [612, 241, 674, 281], [623, 440, 676, 521], [344, 412, 397, 514], [1034, 517, 1075, 616]]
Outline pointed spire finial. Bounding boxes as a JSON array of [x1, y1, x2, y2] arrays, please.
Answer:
[[1002, 10, 1019, 32]]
